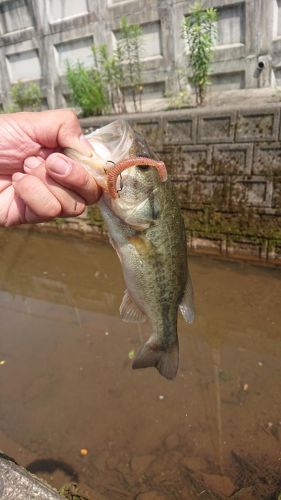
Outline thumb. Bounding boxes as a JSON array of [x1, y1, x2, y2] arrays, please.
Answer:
[[55, 111, 93, 157], [26, 109, 94, 157]]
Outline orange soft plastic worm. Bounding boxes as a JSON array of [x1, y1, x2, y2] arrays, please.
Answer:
[[106, 157, 167, 199]]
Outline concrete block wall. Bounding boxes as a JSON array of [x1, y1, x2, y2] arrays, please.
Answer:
[[1, 0, 281, 108], [65, 104, 280, 265]]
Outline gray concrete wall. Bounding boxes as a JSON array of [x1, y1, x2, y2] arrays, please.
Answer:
[[0, 0, 281, 109]]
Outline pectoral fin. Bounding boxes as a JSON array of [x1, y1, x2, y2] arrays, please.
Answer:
[[120, 289, 146, 323], [127, 234, 153, 253], [179, 272, 195, 324]]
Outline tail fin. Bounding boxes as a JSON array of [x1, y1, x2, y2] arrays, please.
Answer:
[[132, 338, 179, 380]]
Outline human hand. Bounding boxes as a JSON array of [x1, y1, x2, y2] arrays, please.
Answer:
[[0, 109, 101, 226]]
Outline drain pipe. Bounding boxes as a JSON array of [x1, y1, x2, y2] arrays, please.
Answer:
[[255, 55, 272, 88]]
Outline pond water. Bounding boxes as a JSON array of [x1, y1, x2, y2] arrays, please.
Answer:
[[0, 228, 280, 499]]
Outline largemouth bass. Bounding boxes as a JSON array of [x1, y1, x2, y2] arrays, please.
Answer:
[[66, 120, 194, 380]]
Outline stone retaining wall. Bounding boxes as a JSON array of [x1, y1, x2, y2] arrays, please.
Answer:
[[44, 104, 281, 265]]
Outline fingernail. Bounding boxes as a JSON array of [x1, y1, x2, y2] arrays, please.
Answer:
[[80, 135, 93, 157], [12, 172, 25, 182], [24, 156, 43, 170], [48, 156, 71, 176]]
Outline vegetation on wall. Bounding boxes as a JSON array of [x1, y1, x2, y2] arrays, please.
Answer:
[[92, 43, 127, 114], [8, 81, 42, 112], [66, 6, 218, 114], [183, 2, 218, 105], [5, 9, 219, 116], [66, 16, 143, 117], [66, 62, 109, 117], [91, 16, 143, 114], [117, 16, 143, 113]]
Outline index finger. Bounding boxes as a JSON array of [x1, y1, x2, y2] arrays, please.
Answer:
[[5, 109, 93, 157]]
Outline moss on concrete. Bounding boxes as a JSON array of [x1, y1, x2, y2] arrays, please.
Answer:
[[184, 206, 281, 243]]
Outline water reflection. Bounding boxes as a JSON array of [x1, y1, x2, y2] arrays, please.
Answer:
[[0, 228, 280, 499]]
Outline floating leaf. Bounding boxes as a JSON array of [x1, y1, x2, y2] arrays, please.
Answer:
[[128, 350, 135, 360]]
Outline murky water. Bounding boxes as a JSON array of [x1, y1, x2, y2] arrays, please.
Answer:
[[0, 228, 280, 499]]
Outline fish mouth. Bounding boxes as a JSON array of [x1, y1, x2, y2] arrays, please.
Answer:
[[106, 157, 167, 199], [65, 120, 167, 197]]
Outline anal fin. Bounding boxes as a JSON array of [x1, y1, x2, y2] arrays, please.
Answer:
[[120, 289, 146, 323]]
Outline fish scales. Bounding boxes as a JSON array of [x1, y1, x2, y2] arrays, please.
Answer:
[[134, 181, 187, 348]]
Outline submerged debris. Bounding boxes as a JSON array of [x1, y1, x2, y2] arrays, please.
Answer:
[[231, 451, 281, 499], [59, 483, 89, 500], [128, 350, 135, 360]]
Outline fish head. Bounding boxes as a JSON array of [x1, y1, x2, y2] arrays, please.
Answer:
[[113, 131, 162, 197], [64, 119, 134, 192], [64, 119, 167, 227], [103, 131, 167, 228]]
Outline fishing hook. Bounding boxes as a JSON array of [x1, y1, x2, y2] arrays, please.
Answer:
[[106, 157, 167, 199], [104, 159, 116, 174]]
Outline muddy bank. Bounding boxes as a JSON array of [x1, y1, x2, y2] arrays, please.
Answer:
[[0, 229, 280, 498]]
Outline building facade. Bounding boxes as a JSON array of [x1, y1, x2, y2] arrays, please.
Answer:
[[0, 0, 281, 109]]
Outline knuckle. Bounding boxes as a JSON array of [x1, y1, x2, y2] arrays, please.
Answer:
[[63, 109, 77, 123]]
